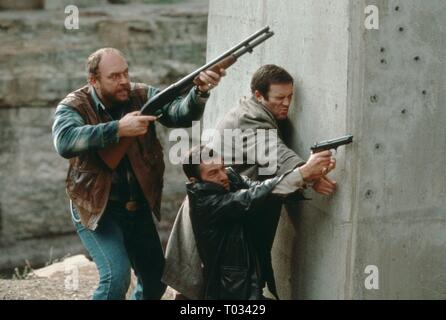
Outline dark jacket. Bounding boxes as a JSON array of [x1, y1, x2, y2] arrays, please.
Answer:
[[187, 168, 282, 300]]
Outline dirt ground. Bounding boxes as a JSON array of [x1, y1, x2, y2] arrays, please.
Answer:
[[0, 265, 97, 300], [0, 256, 175, 300]]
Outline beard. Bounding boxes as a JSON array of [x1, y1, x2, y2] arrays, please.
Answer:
[[100, 84, 131, 108]]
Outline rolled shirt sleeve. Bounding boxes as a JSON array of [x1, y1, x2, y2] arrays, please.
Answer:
[[52, 84, 208, 159], [147, 86, 208, 128], [52, 104, 119, 159], [271, 168, 306, 195]]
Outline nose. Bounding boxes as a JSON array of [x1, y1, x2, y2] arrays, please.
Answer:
[[282, 96, 291, 106], [218, 171, 228, 183], [118, 73, 129, 85]]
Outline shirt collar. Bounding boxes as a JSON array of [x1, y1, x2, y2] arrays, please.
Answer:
[[89, 85, 106, 112]]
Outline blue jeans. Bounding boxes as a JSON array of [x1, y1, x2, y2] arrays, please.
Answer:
[[71, 201, 166, 300]]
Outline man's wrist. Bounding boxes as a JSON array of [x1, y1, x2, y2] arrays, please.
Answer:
[[298, 165, 310, 182], [297, 167, 314, 189], [104, 120, 120, 145], [194, 85, 210, 98]]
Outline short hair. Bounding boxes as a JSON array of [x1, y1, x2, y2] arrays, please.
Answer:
[[250, 64, 294, 99], [86, 47, 125, 79], [182, 145, 220, 180]]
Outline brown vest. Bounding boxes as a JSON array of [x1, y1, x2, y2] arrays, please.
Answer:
[[60, 83, 165, 230]]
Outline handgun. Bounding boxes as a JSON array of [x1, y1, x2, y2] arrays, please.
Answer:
[[310, 134, 353, 153]]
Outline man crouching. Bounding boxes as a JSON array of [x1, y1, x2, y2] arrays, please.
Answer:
[[182, 145, 333, 300]]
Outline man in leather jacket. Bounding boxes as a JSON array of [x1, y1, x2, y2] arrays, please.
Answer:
[[182, 145, 334, 299], [163, 65, 337, 299]]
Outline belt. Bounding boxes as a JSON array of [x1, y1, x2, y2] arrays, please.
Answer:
[[108, 199, 146, 212]]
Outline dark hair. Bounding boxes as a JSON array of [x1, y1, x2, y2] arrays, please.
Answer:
[[86, 47, 125, 79], [250, 64, 294, 99], [182, 145, 220, 180]]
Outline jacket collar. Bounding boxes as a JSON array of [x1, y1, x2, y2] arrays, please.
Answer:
[[88, 85, 105, 113], [186, 167, 243, 194], [187, 180, 228, 194], [244, 95, 279, 127]]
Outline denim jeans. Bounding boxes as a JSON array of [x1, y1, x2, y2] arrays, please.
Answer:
[[70, 200, 166, 300]]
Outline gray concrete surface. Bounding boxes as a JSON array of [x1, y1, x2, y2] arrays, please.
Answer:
[[205, 0, 446, 299]]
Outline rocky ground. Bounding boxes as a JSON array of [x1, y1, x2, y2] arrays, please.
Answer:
[[0, 255, 175, 300]]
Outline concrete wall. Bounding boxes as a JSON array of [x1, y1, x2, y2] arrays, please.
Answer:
[[349, 0, 446, 299], [205, 0, 446, 299]]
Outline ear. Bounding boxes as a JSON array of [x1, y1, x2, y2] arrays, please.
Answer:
[[254, 90, 265, 103], [88, 74, 97, 87], [189, 177, 198, 183]]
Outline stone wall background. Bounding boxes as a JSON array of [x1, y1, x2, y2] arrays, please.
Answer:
[[0, 0, 208, 274]]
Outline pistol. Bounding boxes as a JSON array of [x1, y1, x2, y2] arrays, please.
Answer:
[[310, 134, 353, 153]]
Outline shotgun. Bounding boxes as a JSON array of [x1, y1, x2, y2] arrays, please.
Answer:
[[97, 26, 275, 170]]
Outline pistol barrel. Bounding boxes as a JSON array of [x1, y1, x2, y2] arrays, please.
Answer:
[[311, 134, 353, 152]]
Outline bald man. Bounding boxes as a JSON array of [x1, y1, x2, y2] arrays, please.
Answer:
[[52, 48, 224, 300]]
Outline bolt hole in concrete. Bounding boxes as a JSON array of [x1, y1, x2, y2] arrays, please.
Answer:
[[401, 109, 407, 114], [395, 6, 400, 11], [365, 190, 374, 199], [374, 143, 381, 150], [370, 95, 378, 103], [414, 56, 420, 61], [380, 59, 387, 64], [422, 90, 427, 95], [380, 47, 385, 52], [399, 26, 404, 32]]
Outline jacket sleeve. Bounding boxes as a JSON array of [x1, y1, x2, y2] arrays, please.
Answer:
[[147, 86, 208, 128], [240, 175, 262, 188], [247, 120, 306, 176], [198, 176, 281, 225], [52, 104, 119, 159], [220, 110, 306, 177], [271, 168, 306, 195], [242, 169, 306, 196]]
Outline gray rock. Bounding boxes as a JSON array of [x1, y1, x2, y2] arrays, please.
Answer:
[[0, 1, 208, 270]]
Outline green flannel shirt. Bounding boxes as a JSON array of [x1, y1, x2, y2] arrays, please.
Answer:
[[52, 84, 207, 158]]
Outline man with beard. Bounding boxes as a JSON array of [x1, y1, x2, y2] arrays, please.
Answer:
[[52, 47, 224, 300], [163, 64, 336, 299]]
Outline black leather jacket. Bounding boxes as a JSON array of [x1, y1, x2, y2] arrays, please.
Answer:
[[187, 168, 282, 300]]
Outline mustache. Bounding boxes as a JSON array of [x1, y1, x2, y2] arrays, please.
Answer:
[[118, 85, 131, 92]]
